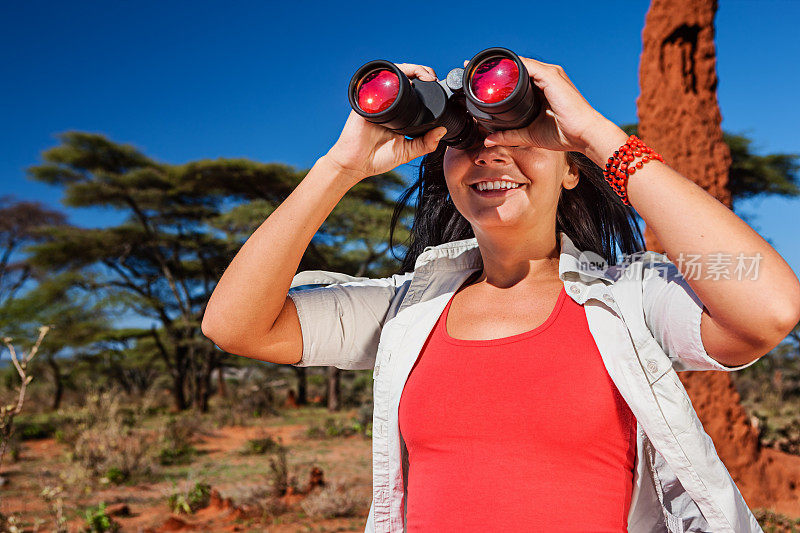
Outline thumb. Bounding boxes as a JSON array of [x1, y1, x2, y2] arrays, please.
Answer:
[[484, 127, 531, 148], [407, 126, 448, 160]]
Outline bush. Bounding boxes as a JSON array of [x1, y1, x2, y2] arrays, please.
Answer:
[[82, 502, 121, 532], [67, 393, 159, 483], [306, 415, 369, 439], [223, 484, 288, 520], [156, 414, 205, 466], [167, 481, 212, 514], [241, 435, 282, 455], [300, 479, 369, 519], [267, 441, 301, 497], [16, 419, 57, 440]]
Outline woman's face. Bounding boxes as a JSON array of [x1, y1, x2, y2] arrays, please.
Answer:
[[443, 125, 579, 236]]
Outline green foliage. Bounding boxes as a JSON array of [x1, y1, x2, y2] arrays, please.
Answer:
[[167, 481, 212, 514], [732, 323, 800, 451], [15, 418, 57, 440], [158, 444, 197, 466], [753, 506, 800, 531], [19, 131, 409, 411], [82, 502, 121, 532], [157, 414, 203, 465], [305, 416, 369, 439], [104, 466, 125, 485], [241, 435, 282, 455], [268, 443, 300, 497]]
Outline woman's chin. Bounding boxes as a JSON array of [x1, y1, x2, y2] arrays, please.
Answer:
[[467, 210, 533, 230]]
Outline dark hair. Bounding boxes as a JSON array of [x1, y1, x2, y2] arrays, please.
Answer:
[[388, 143, 645, 274]]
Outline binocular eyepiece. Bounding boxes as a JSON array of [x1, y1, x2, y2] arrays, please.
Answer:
[[347, 47, 543, 151]]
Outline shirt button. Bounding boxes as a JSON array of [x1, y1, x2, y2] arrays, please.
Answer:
[[602, 293, 615, 303], [569, 285, 581, 295], [646, 359, 659, 373], [373, 363, 380, 377]]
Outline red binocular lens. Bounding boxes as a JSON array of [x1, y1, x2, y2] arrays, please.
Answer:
[[469, 57, 520, 104], [355, 69, 400, 113]]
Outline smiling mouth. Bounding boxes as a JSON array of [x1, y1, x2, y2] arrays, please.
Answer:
[[469, 182, 526, 196]]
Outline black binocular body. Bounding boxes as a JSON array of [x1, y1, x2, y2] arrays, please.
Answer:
[[347, 47, 544, 151]]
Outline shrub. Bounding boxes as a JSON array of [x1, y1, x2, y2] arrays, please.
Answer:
[[167, 481, 212, 514], [223, 484, 288, 520], [67, 393, 159, 483], [241, 435, 281, 455], [156, 414, 205, 466], [267, 441, 301, 497], [300, 479, 369, 519], [82, 502, 121, 532], [306, 415, 369, 439]]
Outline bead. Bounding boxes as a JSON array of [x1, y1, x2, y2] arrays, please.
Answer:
[[628, 167, 636, 174], [636, 161, 643, 169], [643, 156, 650, 162]]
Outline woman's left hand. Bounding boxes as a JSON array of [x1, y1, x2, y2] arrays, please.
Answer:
[[468, 57, 610, 153]]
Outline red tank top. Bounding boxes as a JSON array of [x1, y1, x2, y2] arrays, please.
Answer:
[[398, 283, 637, 532]]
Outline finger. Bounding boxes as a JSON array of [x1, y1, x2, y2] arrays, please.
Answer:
[[395, 63, 436, 81], [484, 127, 532, 148], [406, 127, 448, 160], [515, 56, 569, 90]]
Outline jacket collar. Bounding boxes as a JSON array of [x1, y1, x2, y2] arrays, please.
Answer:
[[413, 231, 615, 283]]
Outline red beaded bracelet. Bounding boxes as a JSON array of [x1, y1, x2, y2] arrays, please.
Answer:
[[603, 134, 664, 206]]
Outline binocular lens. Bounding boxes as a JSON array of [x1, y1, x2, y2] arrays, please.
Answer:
[[355, 69, 400, 113], [469, 57, 519, 104]]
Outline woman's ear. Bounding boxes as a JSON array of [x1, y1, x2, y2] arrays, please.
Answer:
[[562, 156, 580, 190]]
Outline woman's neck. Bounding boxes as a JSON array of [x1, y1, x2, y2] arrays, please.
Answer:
[[472, 231, 562, 288]]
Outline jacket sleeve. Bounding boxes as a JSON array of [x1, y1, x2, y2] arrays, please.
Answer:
[[286, 269, 414, 370], [641, 256, 762, 372]]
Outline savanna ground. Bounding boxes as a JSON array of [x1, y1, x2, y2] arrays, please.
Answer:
[[0, 364, 376, 532], [3, 352, 800, 532]]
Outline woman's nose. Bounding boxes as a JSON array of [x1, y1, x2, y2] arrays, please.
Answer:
[[473, 147, 510, 167]]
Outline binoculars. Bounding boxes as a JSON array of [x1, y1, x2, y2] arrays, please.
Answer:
[[347, 47, 544, 151]]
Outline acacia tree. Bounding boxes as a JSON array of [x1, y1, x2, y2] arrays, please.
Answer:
[[26, 132, 407, 411], [0, 271, 110, 410], [0, 197, 67, 308]]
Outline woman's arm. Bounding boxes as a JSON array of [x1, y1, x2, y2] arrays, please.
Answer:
[[480, 55, 800, 368], [582, 120, 800, 367], [201, 155, 361, 361], [202, 62, 448, 364]]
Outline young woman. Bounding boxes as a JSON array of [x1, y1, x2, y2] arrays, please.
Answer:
[[202, 58, 799, 532]]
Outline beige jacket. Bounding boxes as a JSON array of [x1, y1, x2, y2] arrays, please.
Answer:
[[287, 231, 763, 532]]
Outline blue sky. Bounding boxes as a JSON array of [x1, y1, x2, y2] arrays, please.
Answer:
[[2, 0, 798, 277]]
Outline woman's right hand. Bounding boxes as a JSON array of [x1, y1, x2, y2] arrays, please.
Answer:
[[324, 63, 449, 183]]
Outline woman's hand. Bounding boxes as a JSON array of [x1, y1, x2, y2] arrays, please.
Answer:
[[472, 57, 610, 154], [324, 63, 448, 183]]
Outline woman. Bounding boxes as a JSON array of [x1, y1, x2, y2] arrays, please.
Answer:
[[202, 57, 799, 532]]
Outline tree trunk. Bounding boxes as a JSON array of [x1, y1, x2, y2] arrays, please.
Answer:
[[293, 366, 308, 406], [327, 366, 340, 411], [46, 355, 63, 411], [217, 365, 228, 398], [171, 369, 188, 411]]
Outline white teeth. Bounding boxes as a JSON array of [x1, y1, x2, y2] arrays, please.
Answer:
[[475, 181, 521, 191]]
